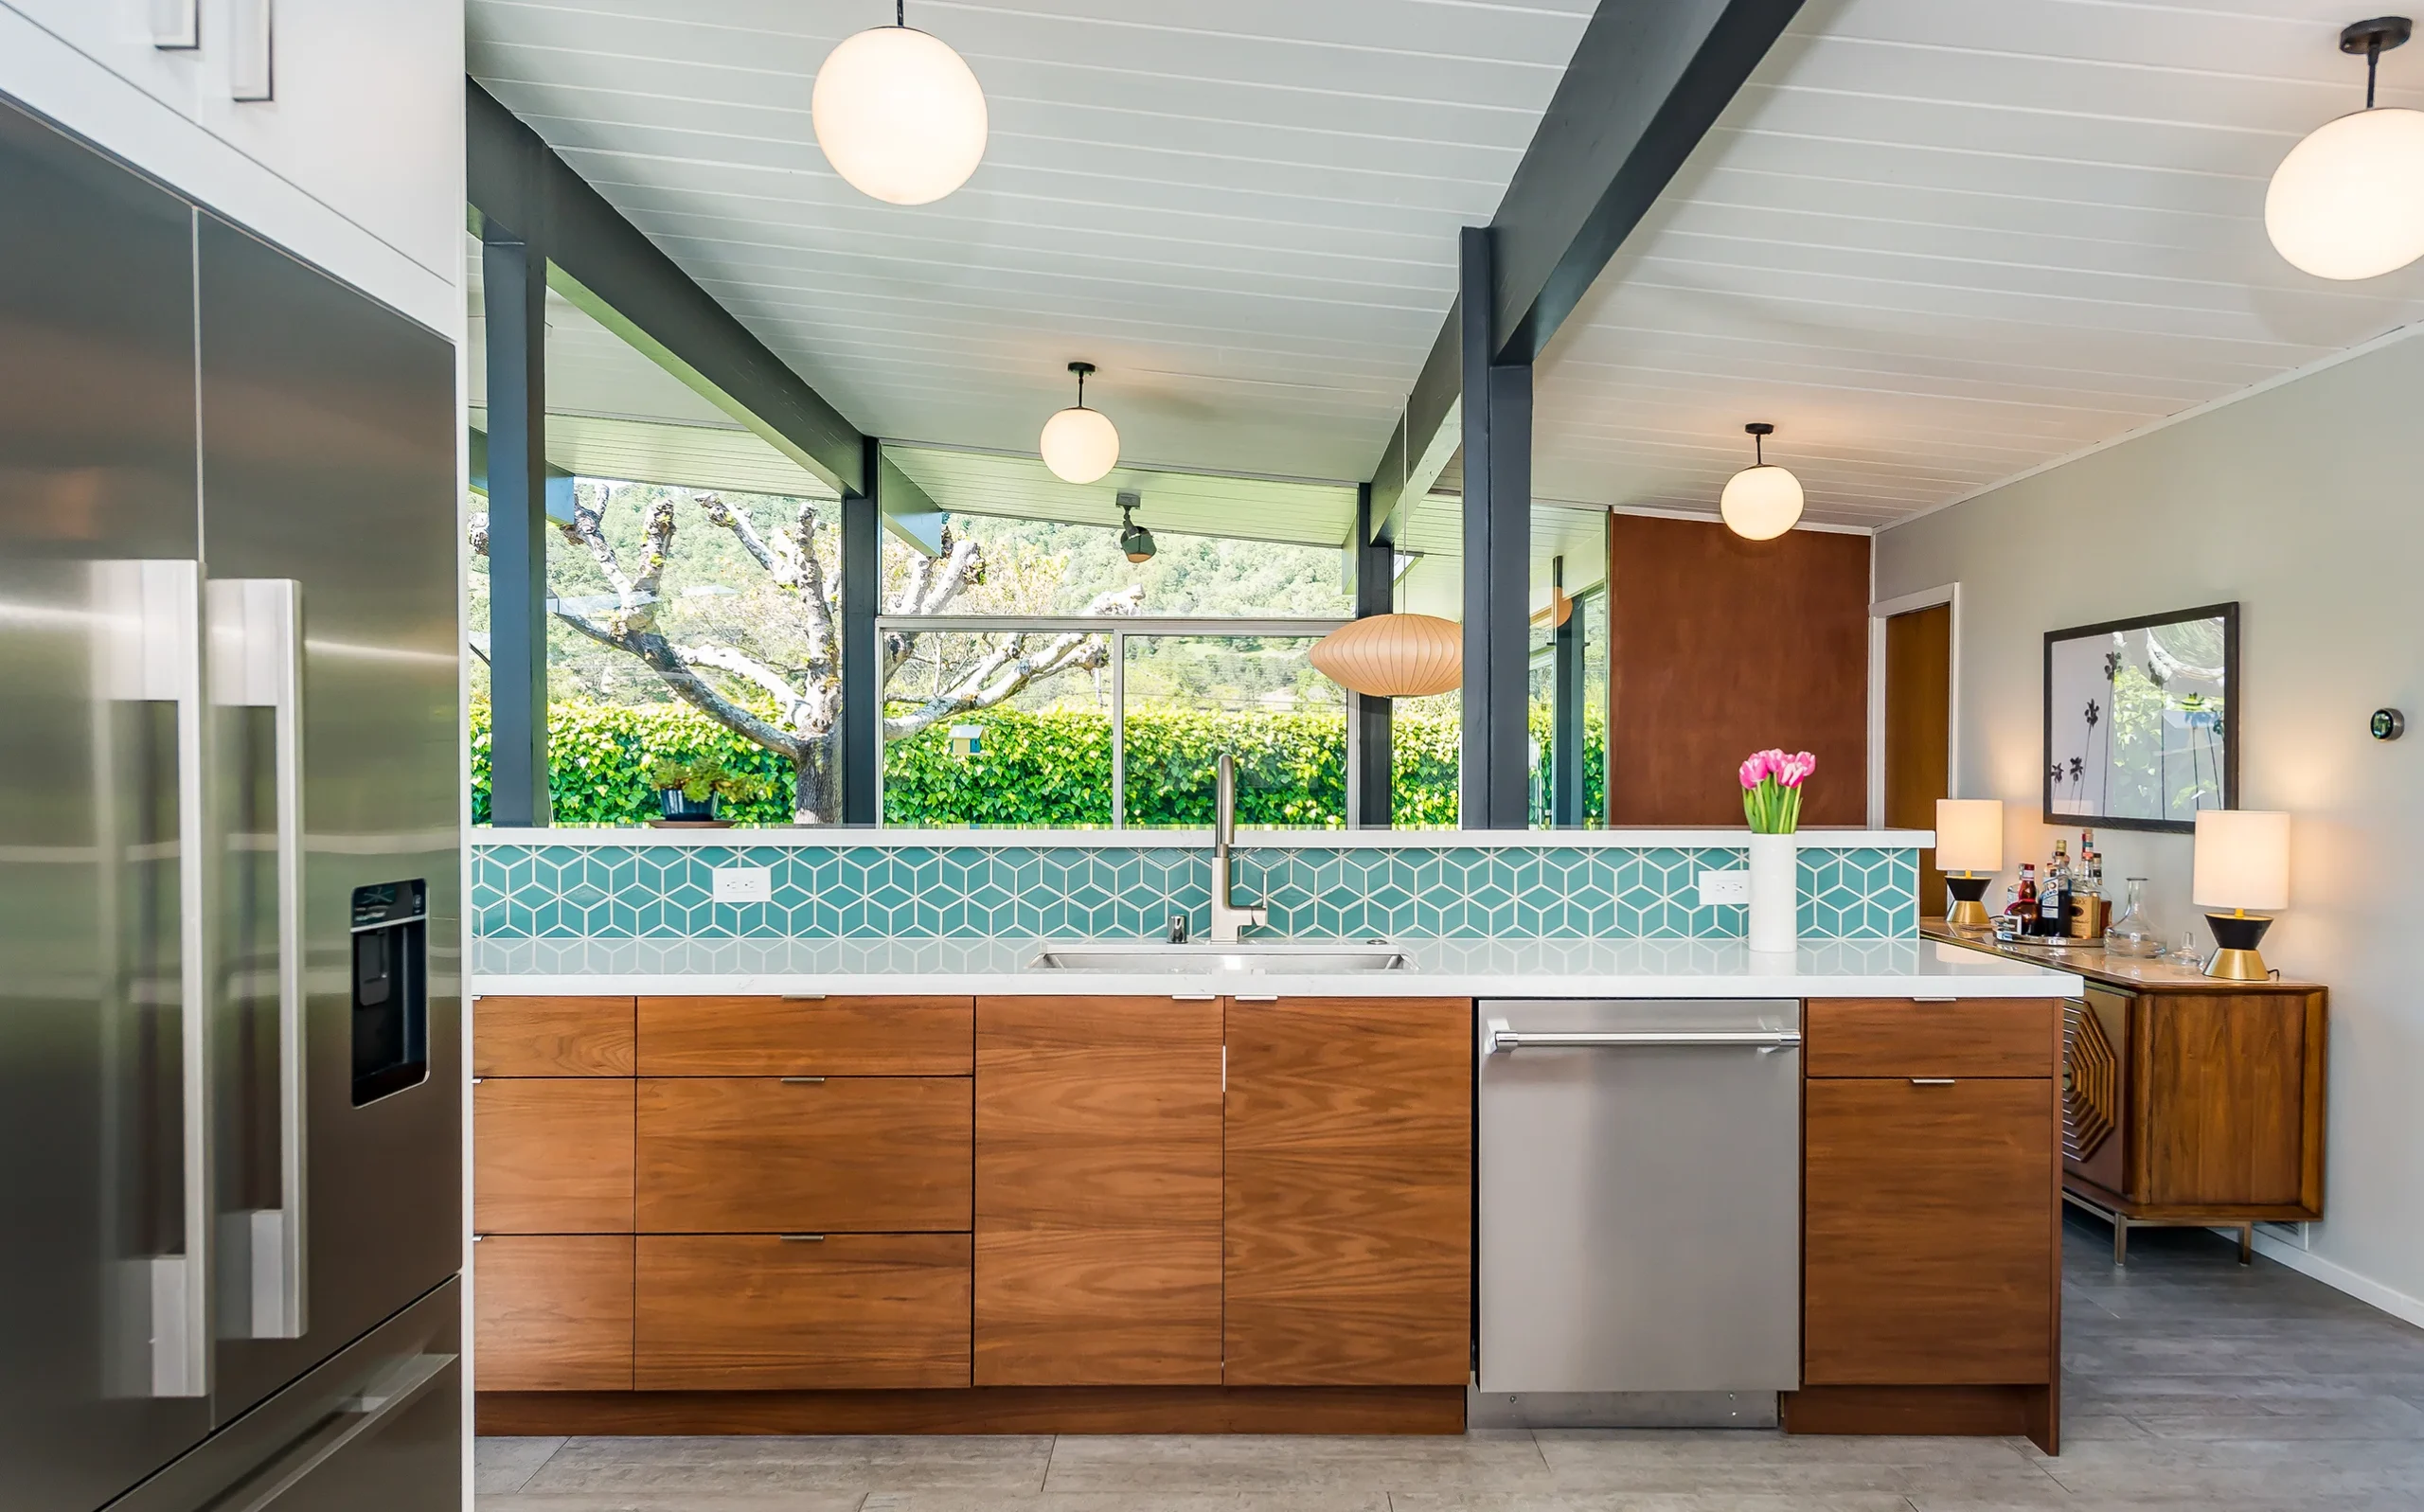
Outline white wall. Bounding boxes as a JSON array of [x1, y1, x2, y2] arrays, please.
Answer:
[[0, 1, 463, 335], [1877, 327, 2424, 1324]]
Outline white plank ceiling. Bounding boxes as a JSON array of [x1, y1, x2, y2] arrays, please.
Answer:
[[1533, 0, 2424, 529], [466, 0, 1595, 487]]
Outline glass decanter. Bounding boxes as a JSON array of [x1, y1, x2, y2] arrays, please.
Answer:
[[2104, 877, 2164, 957]]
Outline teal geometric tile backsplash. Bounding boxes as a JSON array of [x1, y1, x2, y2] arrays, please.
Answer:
[[472, 842, 1918, 942]]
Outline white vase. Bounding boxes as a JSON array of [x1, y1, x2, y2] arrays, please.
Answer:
[[1746, 833, 1798, 953]]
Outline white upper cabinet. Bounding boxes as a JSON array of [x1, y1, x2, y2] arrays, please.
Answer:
[[5, 0, 462, 287]]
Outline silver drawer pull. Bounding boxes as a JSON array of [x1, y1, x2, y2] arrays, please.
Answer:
[[780, 1076, 827, 1085], [1485, 1019, 1800, 1054], [779, 1234, 827, 1243], [1912, 1077, 1957, 1086], [782, 992, 828, 1001]]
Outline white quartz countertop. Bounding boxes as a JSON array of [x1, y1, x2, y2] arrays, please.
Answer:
[[471, 935, 2080, 1000]]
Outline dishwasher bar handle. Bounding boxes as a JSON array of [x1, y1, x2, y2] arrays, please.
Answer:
[[1483, 1018, 1801, 1055]]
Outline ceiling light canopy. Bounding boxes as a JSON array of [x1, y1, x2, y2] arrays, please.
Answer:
[[1310, 614, 1463, 699], [1720, 422, 1804, 541], [2267, 17, 2424, 280], [1041, 362, 1119, 484], [1116, 489, 1156, 563], [811, 2, 989, 206]]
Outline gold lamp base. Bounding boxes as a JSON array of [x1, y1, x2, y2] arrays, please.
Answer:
[[2202, 911, 2274, 981], [2206, 947, 2271, 982]]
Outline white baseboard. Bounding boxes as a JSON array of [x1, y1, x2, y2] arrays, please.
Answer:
[[2248, 1230, 2424, 1331]]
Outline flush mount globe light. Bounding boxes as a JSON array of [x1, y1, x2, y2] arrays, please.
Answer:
[[1720, 422, 1804, 541], [1041, 362, 1119, 484], [2267, 17, 2424, 279], [811, 2, 989, 205], [1310, 614, 1463, 699]]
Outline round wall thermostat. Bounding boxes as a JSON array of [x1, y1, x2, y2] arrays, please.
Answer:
[[2372, 708, 2405, 741]]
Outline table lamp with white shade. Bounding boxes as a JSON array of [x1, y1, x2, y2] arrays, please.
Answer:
[[2194, 809, 2290, 981], [1934, 798, 2005, 931]]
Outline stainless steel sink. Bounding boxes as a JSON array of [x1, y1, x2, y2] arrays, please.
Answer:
[[1027, 941, 1411, 973]]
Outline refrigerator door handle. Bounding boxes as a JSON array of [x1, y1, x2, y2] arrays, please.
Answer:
[[211, 578, 308, 1339], [96, 560, 211, 1396]]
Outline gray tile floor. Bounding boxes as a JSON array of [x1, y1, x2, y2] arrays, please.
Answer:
[[477, 1216, 2424, 1511]]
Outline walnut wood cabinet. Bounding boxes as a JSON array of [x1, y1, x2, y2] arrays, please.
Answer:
[[1222, 996, 1471, 1387], [973, 995, 1226, 1386], [476, 990, 1476, 1423], [1920, 926, 2328, 1261], [1787, 997, 2062, 1455]]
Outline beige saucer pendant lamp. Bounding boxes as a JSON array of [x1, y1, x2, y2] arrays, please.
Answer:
[[811, 1, 989, 206], [1720, 421, 1804, 541], [1310, 614, 1463, 698], [2267, 18, 2424, 280], [1041, 362, 1120, 485]]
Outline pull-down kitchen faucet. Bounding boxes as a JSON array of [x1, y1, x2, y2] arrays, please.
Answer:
[[1207, 751, 1268, 943]]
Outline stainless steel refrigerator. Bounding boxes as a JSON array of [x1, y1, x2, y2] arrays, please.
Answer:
[[0, 93, 463, 1512]]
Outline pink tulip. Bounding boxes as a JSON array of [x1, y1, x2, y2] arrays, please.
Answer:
[[1776, 752, 1817, 789], [1738, 755, 1766, 791]]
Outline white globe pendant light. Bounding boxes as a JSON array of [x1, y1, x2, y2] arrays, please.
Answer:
[[2266, 17, 2424, 280], [811, 2, 989, 206], [1041, 362, 1119, 484], [1720, 422, 1804, 541]]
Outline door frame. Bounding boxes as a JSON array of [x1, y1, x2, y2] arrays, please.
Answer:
[[1866, 583, 1961, 829]]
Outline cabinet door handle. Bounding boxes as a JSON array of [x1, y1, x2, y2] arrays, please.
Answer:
[[781, 992, 828, 1001], [779, 1076, 826, 1085], [229, 0, 274, 100], [152, 0, 199, 48], [1911, 1077, 1957, 1086], [778, 1234, 826, 1243]]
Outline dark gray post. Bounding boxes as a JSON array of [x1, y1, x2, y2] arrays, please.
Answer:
[[1348, 482, 1394, 827], [481, 225, 550, 827], [1552, 562, 1583, 827], [1459, 226, 1532, 830], [840, 436, 881, 825]]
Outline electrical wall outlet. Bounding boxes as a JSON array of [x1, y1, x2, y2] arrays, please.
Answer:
[[1698, 869, 1751, 906], [711, 865, 772, 903]]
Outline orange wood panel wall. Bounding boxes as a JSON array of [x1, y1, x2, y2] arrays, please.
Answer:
[[1606, 515, 1871, 826]]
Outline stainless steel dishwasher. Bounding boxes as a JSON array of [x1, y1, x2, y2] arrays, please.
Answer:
[[1475, 999, 1802, 1428]]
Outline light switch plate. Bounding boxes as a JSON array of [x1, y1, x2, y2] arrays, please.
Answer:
[[1698, 869, 1751, 906], [712, 865, 773, 903]]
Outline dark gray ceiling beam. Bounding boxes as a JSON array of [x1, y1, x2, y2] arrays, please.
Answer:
[[1492, 0, 1807, 363], [467, 81, 866, 497], [1366, 0, 1804, 517]]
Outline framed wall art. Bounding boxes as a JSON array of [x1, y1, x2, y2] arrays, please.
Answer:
[[2043, 602, 2237, 833]]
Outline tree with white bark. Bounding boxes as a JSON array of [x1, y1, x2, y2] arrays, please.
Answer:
[[471, 483, 1138, 822]]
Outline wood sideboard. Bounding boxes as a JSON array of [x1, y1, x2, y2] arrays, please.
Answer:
[[1919, 924, 2327, 1262]]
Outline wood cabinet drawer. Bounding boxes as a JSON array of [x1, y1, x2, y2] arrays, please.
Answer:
[[473, 1235, 633, 1391], [637, 995, 973, 1076], [634, 1234, 971, 1390], [1806, 998, 2058, 1078], [635, 1076, 972, 1234], [474, 995, 635, 1076], [474, 1079, 633, 1234], [1805, 1077, 2056, 1385]]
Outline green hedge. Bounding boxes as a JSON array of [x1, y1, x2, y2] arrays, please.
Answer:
[[472, 699, 1599, 828]]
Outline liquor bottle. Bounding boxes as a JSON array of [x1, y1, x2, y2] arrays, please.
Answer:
[[2038, 857, 2070, 938], [2010, 863, 2039, 933], [2072, 848, 2107, 939]]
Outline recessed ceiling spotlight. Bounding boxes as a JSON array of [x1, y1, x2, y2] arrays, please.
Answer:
[[2267, 17, 2424, 279], [1041, 362, 1120, 484], [1720, 422, 1804, 541], [811, 1, 989, 205]]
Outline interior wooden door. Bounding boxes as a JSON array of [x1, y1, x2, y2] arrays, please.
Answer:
[[1804, 1076, 2055, 1385], [1883, 601, 1952, 915], [1223, 997, 1471, 1385], [973, 996, 1223, 1385]]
